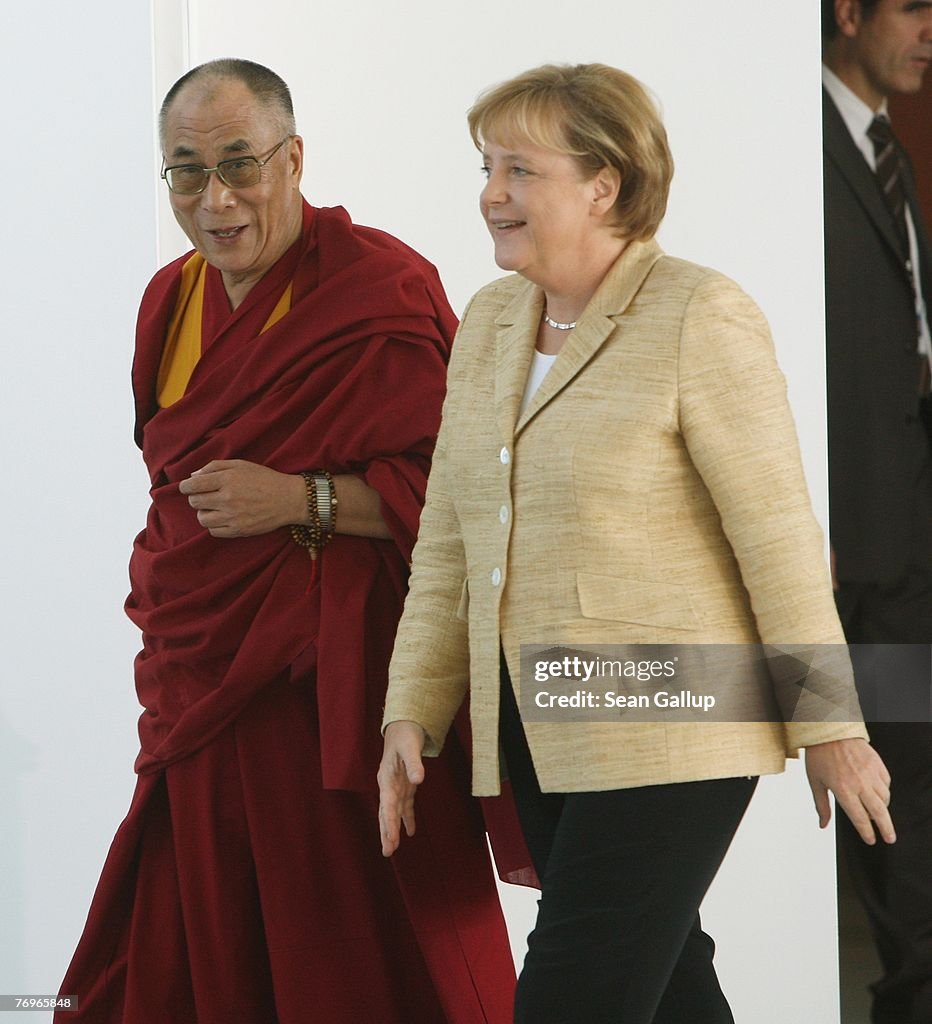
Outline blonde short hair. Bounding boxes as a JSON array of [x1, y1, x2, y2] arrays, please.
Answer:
[[468, 63, 673, 241]]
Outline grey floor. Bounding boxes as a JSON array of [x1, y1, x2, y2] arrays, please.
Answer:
[[838, 853, 882, 1024]]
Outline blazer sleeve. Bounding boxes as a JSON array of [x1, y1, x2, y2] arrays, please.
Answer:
[[677, 272, 867, 750], [381, 306, 475, 755]]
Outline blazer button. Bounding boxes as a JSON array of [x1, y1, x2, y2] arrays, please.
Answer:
[[499, 505, 509, 524], [500, 446, 511, 465], [490, 567, 502, 586]]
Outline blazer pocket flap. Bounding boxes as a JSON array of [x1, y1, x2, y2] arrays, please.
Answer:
[[576, 572, 699, 631]]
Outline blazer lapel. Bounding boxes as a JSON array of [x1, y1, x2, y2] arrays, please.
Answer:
[[493, 279, 542, 446], [823, 89, 908, 264], [515, 238, 664, 435]]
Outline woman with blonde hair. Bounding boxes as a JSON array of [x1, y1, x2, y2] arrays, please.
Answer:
[[379, 63, 893, 1023]]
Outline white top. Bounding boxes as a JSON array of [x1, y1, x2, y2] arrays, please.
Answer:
[[519, 349, 558, 416], [822, 64, 931, 362]]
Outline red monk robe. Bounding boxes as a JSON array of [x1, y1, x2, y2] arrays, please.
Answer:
[[56, 202, 520, 1024]]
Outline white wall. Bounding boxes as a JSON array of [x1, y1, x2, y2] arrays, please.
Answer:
[[0, 3, 158, 1022], [3, 1, 837, 1021]]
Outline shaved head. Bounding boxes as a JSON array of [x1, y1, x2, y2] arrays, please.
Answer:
[[160, 58, 295, 148]]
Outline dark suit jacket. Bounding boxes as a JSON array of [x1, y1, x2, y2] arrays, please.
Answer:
[[823, 88, 932, 584]]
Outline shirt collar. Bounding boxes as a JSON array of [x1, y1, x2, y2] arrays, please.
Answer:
[[822, 63, 890, 143]]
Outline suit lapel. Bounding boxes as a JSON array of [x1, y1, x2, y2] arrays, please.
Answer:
[[823, 89, 908, 264], [510, 239, 664, 436], [493, 280, 541, 446]]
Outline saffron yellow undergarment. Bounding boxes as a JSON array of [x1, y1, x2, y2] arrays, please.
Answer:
[[156, 253, 293, 408]]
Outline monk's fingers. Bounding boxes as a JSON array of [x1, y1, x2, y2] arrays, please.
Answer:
[[181, 459, 257, 496], [194, 509, 224, 528], [192, 510, 244, 537], [188, 492, 240, 519], [190, 460, 241, 475], [179, 471, 225, 495], [186, 490, 220, 510]]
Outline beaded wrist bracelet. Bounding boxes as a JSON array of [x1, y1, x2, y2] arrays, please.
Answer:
[[290, 470, 338, 560]]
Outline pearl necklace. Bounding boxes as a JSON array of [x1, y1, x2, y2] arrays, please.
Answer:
[[542, 310, 577, 331]]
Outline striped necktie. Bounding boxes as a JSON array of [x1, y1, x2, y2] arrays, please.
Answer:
[[866, 115, 909, 249], [867, 116, 931, 394]]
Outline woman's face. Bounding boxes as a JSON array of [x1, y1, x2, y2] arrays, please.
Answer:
[[479, 136, 609, 289]]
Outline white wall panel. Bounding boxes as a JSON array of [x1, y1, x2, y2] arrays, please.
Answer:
[[0, 3, 158, 1020]]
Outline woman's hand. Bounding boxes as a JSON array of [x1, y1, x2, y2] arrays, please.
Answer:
[[179, 460, 305, 537], [805, 737, 895, 845], [378, 720, 427, 857]]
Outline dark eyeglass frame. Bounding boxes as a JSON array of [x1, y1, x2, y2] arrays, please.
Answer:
[[160, 136, 292, 195]]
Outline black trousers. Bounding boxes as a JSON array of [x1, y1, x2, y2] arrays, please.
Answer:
[[835, 570, 932, 1024], [499, 676, 757, 1024]]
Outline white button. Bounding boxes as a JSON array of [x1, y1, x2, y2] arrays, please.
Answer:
[[499, 505, 509, 524], [490, 567, 502, 586], [500, 446, 510, 465]]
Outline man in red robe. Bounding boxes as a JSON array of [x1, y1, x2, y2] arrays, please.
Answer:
[[56, 58, 517, 1024]]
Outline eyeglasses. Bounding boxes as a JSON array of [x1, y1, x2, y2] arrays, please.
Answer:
[[160, 136, 291, 195]]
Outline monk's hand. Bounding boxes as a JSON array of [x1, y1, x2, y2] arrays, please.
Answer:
[[805, 737, 895, 846], [179, 460, 306, 538], [378, 720, 427, 857]]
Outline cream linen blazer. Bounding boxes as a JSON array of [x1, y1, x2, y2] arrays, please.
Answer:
[[384, 239, 867, 796]]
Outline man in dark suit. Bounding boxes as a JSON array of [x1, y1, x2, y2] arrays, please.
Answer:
[[822, 1, 932, 1021]]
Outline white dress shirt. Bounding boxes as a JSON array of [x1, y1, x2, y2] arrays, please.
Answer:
[[519, 348, 558, 416]]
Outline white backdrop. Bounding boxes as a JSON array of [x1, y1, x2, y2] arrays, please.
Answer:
[[0, 3, 158, 1023], [2, 1, 838, 1021]]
